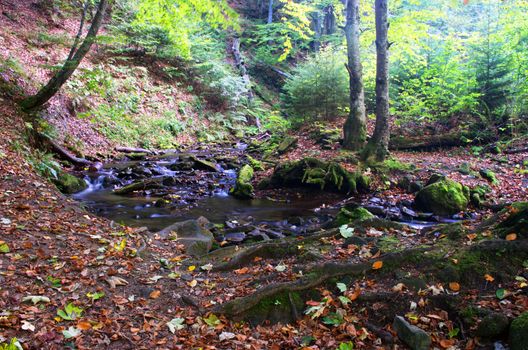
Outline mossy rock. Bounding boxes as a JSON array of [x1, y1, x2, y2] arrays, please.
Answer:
[[494, 202, 528, 239], [52, 171, 87, 194], [431, 223, 466, 240], [509, 312, 528, 350], [277, 136, 298, 154], [270, 158, 369, 195], [476, 312, 510, 339], [480, 169, 500, 185], [414, 179, 470, 215], [335, 207, 375, 226], [247, 155, 264, 171], [426, 173, 447, 186], [241, 291, 304, 325], [230, 164, 254, 199], [457, 162, 472, 175], [470, 184, 491, 208]]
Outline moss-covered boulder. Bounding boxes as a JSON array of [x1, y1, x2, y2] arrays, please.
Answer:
[[270, 158, 369, 194], [230, 165, 254, 199], [414, 179, 470, 215], [470, 184, 491, 208], [494, 202, 528, 239], [336, 207, 375, 226], [52, 171, 87, 194], [509, 312, 528, 350]]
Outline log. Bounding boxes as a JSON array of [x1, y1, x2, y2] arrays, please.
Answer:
[[37, 132, 95, 169], [115, 146, 154, 154], [389, 132, 496, 151]]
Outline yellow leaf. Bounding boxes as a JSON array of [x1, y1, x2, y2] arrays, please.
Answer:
[[188, 265, 196, 272], [505, 233, 517, 241], [188, 279, 197, 288], [372, 261, 383, 270], [449, 282, 460, 292], [484, 274, 494, 282]]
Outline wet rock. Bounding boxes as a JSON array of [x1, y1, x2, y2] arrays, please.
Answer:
[[158, 216, 214, 256], [398, 175, 422, 193], [393, 315, 431, 350], [509, 312, 528, 350], [52, 171, 87, 194], [230, 164, 254, 199], [193, 158, 221, 172], [477, 312, 510, 339], [88, 161, 103, 172], [224, 232, 246, 243], [126, 153, 147, 161], [247, 229, 270, 241], [401, 206, 418, 218], [277, 135, 298, 154], [414, 178, 470, 215], [114, 177, 165, 195]]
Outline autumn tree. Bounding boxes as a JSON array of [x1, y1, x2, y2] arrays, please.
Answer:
[[342, 0, 366, 150], [21, 0, 109, 111], [362, 0, 390, 162]]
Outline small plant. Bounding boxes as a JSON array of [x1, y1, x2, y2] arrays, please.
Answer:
[[0, 338, 22, 350], [57, 302, 83, 321]]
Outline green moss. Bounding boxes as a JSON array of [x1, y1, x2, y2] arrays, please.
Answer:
[[470, 184, 491, 207], [247, 155, 264, 171], [277, 136, 298, 154], [245, 291, 304, 324], [230, 165, 254, 199], [494, 202, 528, 238], [509, 312, 528, 350], [414, 179, 470, 215], [377, 236, 401, 253], [480, 169, 500, 185], [52, 172, 87, 194], [335, 207, 375, 226]]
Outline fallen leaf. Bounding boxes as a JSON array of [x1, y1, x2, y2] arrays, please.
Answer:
[[149, 290, 161, 299], [21, 320, 35, 332], [484, 274, 494, 282], [219, 332, 236, 341], [77, 321, 92, 330], [166, 318, 185, 333], [505, 233, 517, 241], [449, 282, 460, 292], [234, 267, 249, 274], [372, 261, 383, 270], [188, 265, 196, 272], [62, 326, 81, 339], [106, 276, 128, 289], [188, 279, 198, 288], [22, 295, 50, 305], [201, 263, 213, 271]]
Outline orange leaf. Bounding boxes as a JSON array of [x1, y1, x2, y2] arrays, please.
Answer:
[[440, 339, 456, 348], [466, 233, 477, 241], [305, 300, 320, 306], [449, 282, 460, 292], [348, 288, 361, 301], [253, 256, 263, 262], [372, 261, 383, 270], [234, 267, 249, 274], [149, 290, 161, 299], [505, 233, 517, 241], [77, 321, 92, 330], [484, 274, 494, 282]]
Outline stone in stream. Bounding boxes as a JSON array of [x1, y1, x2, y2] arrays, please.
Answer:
[[224, 232, 246, 243], [335, 207, 375, 226], [509, 312, 528, 350], [158, 216, 214, 256], [393, 315, 431, 350], [193, 158, 221, 172], [52, 171, 87, 194], [414, 178, 470, 216], [230, 164, 254, 199]]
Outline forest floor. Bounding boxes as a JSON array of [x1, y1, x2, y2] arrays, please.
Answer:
[[1, 95, 528, 349]]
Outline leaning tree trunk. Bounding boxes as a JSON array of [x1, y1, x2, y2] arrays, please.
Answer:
[[267, 0, 274, 24], [362, 0, 390, 162], [20, 0, 108, 111], [342, 0, 367, 151]]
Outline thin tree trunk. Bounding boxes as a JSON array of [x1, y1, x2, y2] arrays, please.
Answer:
[[362, 0, 390, 162], [21, 0, 108, 111], [342, 0, 366, 151], [267, 0, 274, 24]]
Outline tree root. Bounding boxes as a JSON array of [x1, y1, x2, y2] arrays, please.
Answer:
[[212, 247, 430, 319], [211, 229, 338, 272]]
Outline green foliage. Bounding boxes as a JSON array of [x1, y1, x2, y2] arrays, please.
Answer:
[[0, 338, 22, 350], [57, 302, 83, 321], [282, 47, 348, 121]]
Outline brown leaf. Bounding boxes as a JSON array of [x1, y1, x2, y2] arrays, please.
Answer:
[[149, 290, 161, 299]]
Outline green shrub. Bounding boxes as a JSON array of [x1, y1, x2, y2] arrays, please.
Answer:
[[282, 47, 348, 121]]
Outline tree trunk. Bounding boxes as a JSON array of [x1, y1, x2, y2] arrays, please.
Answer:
[[362, 0, 390, 162], [20, 0, 108, 111], [267, 0, 274, 24], [342, 0, 366, 151]]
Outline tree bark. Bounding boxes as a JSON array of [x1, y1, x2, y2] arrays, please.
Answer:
[[362, 0, 390, 162], [20, 0, 108, 111], [342, 0, 367, 151], [267, 0, 274, 24]]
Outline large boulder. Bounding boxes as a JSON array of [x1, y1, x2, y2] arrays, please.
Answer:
[[52, 171, 87, 194], [414, 178, 470, 215], [476, 312, 510, 339], [230, 165, 254, 199], [158, 217, 214, 256], [270, 158, 369, 195], [509, 312, 528, 350]]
